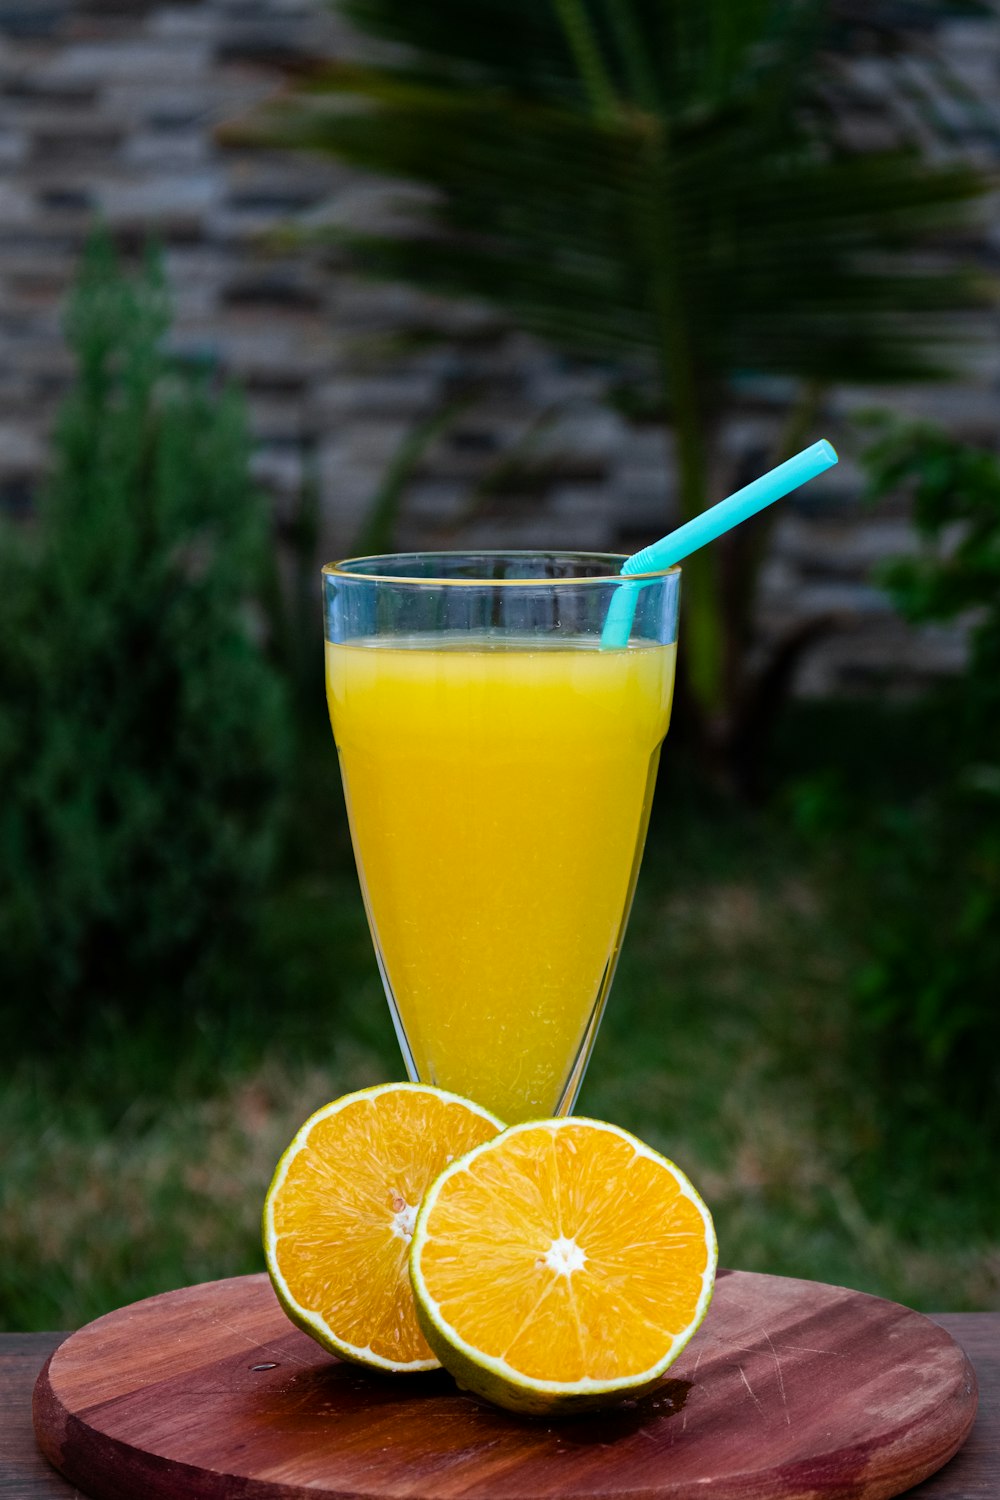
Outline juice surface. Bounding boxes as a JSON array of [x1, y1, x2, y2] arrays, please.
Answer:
[[326, 635, 675, 1123]]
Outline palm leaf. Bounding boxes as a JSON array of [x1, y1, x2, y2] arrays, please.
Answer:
[[255, 0, 991, 728], [272, 56, 985, 388]]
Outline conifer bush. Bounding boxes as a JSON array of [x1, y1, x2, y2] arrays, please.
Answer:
[[0, 235, 289, 1025]]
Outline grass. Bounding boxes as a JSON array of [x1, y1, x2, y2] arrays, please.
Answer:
[[2, 705, 998, 1333]]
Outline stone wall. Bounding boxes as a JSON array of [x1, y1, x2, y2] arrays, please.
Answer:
[[1, 0, 998, 695]]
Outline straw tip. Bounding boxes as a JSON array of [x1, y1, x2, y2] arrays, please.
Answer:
[[815, 438, 839, 466]]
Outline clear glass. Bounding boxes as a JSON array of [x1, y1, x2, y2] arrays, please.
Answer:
[[323, 551, 680, 1124]]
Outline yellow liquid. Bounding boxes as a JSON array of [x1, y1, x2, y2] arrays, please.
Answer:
[[326, 635, 676, 1123]]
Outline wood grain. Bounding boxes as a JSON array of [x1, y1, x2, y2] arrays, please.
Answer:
[[0, 1335, 81, 1500], [32, 1270, 977, 1500], [7, 1318, 994, 1499]]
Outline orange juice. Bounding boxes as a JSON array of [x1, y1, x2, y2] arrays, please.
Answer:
[[326, 635, 675, 1122]]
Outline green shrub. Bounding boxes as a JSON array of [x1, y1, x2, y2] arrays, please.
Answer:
[[0, 235, 290, 1028], [848, 419, 1000, 1142]]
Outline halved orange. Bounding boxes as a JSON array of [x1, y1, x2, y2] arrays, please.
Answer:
[[410, 1117, 716, 1413], [263, 1083, 503, 1372]]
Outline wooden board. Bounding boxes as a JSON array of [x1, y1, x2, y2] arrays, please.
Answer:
[[12, 1317, 993, 1500], [33, 1270, 977, 1500]]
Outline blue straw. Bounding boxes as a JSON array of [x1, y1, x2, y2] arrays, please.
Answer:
[[600, 439, 839, 649]]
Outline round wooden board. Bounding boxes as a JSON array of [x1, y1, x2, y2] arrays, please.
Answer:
[[34, 1269, 976, 1500]]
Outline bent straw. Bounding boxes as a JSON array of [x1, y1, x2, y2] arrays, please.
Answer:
[[600, 439, 839, 650]]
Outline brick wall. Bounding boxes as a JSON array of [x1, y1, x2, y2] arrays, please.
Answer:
[[1, 0, 998, 695]]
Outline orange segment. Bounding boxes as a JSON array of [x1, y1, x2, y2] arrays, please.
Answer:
[[411, 1118, 716, 1412], [263, 1083, 503, 1372]]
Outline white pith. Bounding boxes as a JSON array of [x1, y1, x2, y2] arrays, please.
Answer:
[[411, 1116, 719, 1396], [263, 1081, 504, 1374], [543, 1235, 586, 1275], [391, 1201, 418, 1242]]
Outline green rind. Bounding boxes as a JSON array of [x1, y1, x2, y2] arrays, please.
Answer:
[[262, 1081, 505, 1375], [413, 1294, 713, 1416], [410, 1116, 718, 1416]]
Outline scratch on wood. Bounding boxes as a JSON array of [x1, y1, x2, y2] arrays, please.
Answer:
[[762, 1330, 791, 1426], [738, 1364, 765, 1419], [773, 1342, 846, 1357], [207, 1312, 312, 1368], [714, 1331, 845, 1360]]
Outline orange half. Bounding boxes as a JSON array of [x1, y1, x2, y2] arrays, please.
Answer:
[[263, 1083, 503, 1371], [410, 1117, 717, 1413]]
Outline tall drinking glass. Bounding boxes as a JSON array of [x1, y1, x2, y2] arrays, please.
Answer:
[[323, 552, 680, 1124]]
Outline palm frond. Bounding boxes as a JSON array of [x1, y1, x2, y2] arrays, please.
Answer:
[[273, 41, 987, 389], [256, 0, 995, 728]]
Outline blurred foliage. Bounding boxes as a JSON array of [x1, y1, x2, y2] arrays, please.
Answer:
[[861, 422, 1000, 1072], [0, 233, 290, 1030], [256, 0, 988, 785], [793, 417, 1000, 1168]]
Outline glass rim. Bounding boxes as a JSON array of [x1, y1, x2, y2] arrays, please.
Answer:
[[322, 550, 680, 587]]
